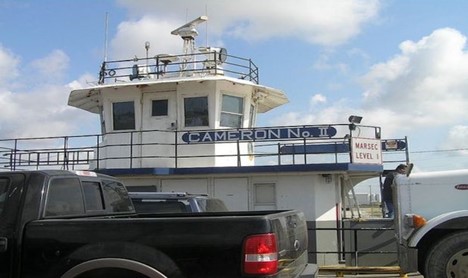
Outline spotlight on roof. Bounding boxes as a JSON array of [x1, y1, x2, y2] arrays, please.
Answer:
[[348, 115, 363, 124], [199, 46, 228, 67]]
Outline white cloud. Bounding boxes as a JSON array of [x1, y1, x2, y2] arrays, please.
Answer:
[[0, 48, 97, 139], [0, 83, 94, 139], [311, 94, 327, 105], [116, 0, 381, 46], [110, 16, 181, 59], [313, 52, 349, 73], [446, 125, 468, 151], [270, 28, 468, 140], [271, 99, 355, 126], [30, 49, 69, 81], [359, 28, 468, 135], [0, 45, 20, 85]]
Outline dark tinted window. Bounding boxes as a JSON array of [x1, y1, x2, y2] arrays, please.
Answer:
[[0, 178, 9, 215], [82, 181, 104, 211], [45, 178, 85, 217], [152, 99, 168, 116], [102, 180, 133, 212], [184, 97, 209, 127], [113, 101, 135, 130]]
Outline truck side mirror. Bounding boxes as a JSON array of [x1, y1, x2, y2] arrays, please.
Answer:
[[406, 163, 414, 177]]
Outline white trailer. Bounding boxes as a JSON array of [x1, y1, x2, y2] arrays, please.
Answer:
[[395, 167, 468, 277]]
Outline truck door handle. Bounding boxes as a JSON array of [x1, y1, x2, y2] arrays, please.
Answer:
[[0, 237, 7, 253]]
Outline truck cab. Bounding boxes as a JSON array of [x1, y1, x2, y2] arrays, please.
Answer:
[[395, 168, 468, 277], [0, 170, 136, 277]]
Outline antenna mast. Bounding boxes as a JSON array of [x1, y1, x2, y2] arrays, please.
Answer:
[[103, 12, 109, 62]]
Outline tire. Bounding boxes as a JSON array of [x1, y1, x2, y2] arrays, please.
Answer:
[[424, 231, 468, 278]]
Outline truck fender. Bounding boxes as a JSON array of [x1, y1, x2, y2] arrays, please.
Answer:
[[61, 257, 166, 278], [408, 210, 468, 247], [51, 242, 184, 278]]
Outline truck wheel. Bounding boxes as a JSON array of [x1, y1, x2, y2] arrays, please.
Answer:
[[424, 231, 468, 278], [55, 243, 185, 278]]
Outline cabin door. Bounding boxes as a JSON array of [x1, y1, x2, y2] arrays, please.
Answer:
[[140, 91, 178, 167], [142, 91, 177, 131]]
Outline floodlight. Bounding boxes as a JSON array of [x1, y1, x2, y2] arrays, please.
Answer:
[[199, 46, 228, 67], [348, 115, 363, 124]]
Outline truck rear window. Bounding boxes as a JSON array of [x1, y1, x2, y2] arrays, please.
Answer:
[[45, 178, 85, 217], [82, 181, 105, 211], [102, 180, 133, 213]]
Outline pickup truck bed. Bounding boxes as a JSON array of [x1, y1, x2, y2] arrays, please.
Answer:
[[0, 170, 316, 278], [24, 211, 309, 277]]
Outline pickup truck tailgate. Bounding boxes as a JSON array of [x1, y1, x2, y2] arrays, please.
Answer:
[[271, 210, 309, 276]]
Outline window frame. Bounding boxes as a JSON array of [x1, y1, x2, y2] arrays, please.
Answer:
[[0, 177, 9, 216], [44, 177, 86, 217], [220, 94, 244, 128], [112, 101, 136, 131], [184, 96, 209, 127], [253, 183, 277, 208], [101, 179, 134, 213], [82, 181, 105, 211], [151, 99, 169, 117]]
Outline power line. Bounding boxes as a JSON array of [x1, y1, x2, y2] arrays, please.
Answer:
[[410, 148, 468, 154]]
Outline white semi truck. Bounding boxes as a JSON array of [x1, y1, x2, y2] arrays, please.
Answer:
[[395, 166, 468, 277]]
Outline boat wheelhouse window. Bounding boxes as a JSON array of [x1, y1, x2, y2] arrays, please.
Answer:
[[184, 96, 209, 127], [152, 99, 168, 116], [221, 95, 243, 128], [113, 101, 135, 130]]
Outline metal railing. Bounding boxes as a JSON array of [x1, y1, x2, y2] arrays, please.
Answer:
[[311, 226, 397, 265], [0, 124, 406, 171], [98, 52, 259, 85]]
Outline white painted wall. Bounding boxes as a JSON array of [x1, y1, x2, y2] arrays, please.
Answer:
[[213, 178, 249, 211], [161, 178, 209, 194]]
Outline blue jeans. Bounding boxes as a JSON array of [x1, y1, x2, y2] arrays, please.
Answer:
[[384, 201, 394, 218]]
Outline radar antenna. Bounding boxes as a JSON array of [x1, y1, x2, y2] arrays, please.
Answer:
[[171, 16, 208, 73]]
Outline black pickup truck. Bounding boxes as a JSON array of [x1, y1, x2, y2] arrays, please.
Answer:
[[0, 170, 316, 278]]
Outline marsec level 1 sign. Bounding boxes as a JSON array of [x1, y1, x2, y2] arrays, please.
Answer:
[[350, 137, 382, 164]]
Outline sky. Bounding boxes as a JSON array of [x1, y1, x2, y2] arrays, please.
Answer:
[[1, 0, 468, 173]]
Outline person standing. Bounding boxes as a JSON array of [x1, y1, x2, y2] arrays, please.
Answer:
[[382, 164, 407, 218]]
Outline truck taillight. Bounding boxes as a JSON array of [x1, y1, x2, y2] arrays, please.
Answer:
[[243, 233, 278, 275]]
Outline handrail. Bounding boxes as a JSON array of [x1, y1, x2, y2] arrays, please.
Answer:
[[0, 124, 407, 171], [98, 52, 259, 85], [311, 226, 397, 267]]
